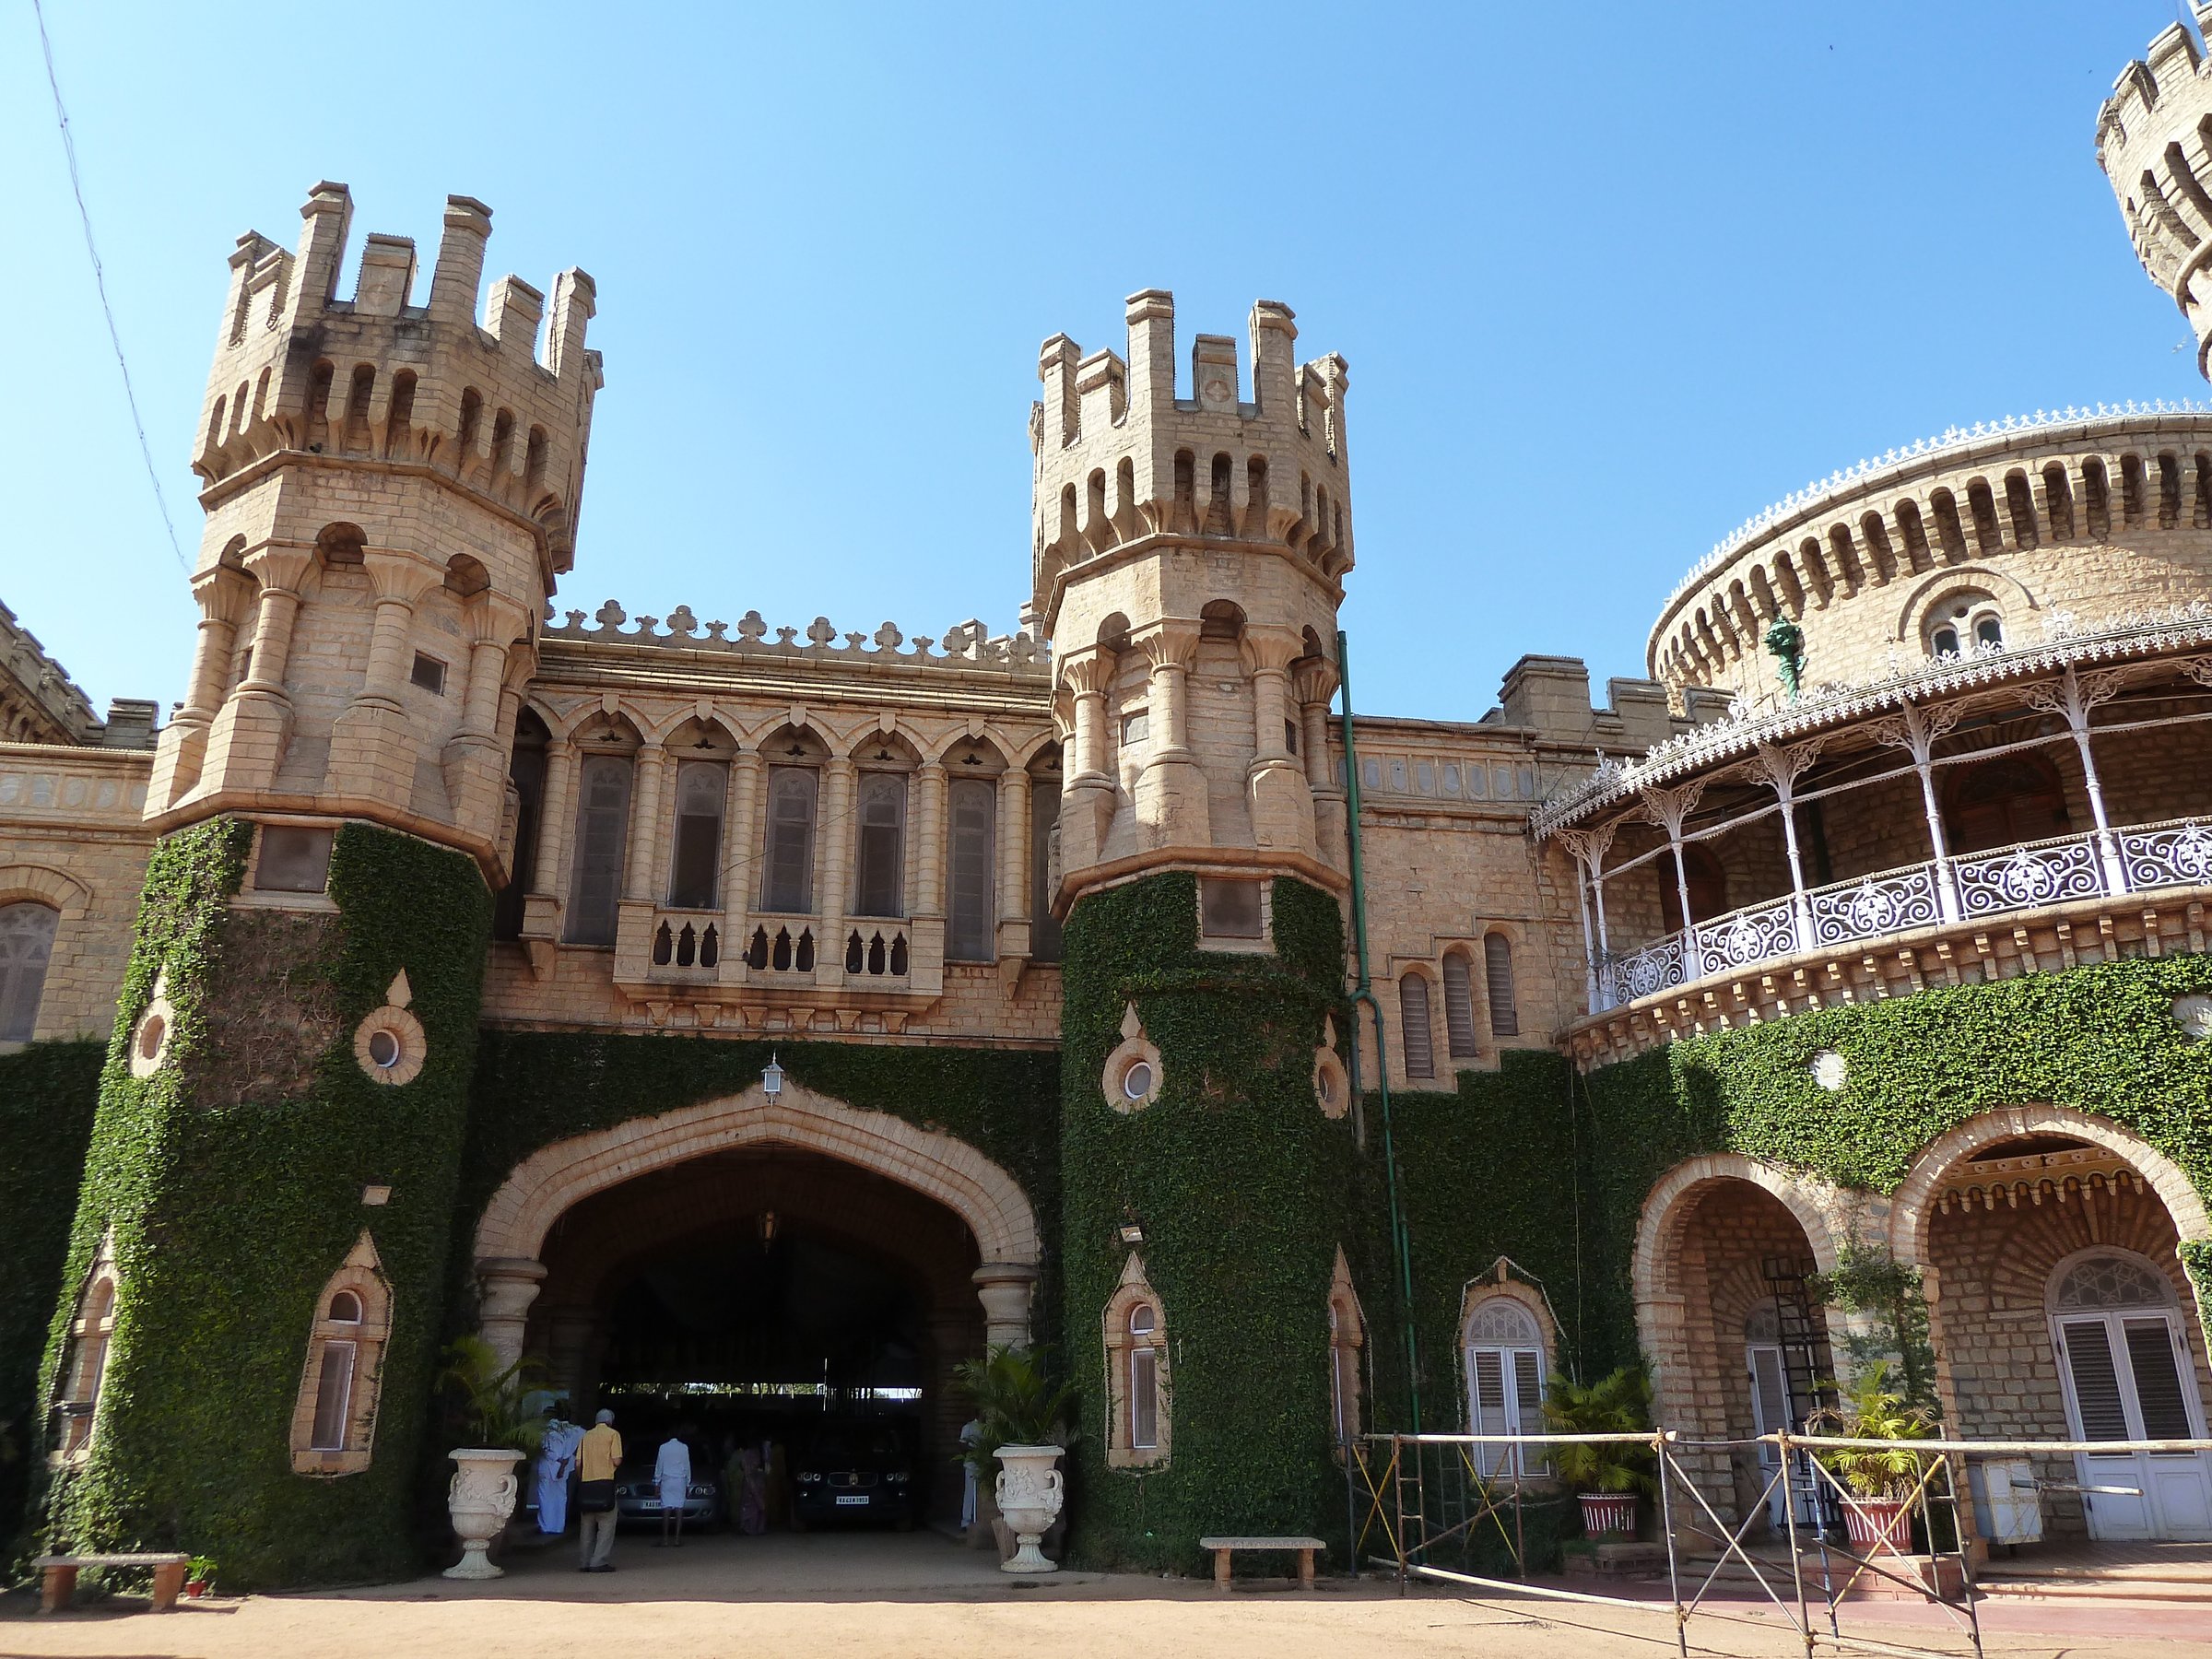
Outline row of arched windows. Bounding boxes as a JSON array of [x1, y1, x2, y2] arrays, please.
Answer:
[[1398, 935, 1518, 1078]]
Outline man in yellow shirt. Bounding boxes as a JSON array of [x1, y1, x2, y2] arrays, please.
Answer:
[[576, 1408, 623, 1571]]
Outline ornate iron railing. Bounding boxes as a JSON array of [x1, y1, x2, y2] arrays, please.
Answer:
[[1594, 815, 2212, 1011]]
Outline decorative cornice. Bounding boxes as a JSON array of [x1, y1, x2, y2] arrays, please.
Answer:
[[541, 602, 1052, 679]]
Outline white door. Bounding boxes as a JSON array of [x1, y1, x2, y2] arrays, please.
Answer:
[[1747, 1344, 1818, 1528], [2049, 1252, 2212, 1543]]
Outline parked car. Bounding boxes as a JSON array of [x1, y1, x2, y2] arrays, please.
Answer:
[[614, 1461, 724, 1528], [790, 1423, 919, 1528]]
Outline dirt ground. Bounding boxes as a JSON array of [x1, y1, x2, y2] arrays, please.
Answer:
[[5, 1532, 2208, 1659]]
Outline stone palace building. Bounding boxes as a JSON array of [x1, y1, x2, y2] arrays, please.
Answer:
[[5, 12, 2212, 1586]]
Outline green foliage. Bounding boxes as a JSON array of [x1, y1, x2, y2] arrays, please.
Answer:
[[1806, 1362, 1936, 1500], [185, 1554, 217, 1583], [1808, 1247, 1938, 1412], [1542, 1365, 1655, 1496], [952, 1344, 1077, 1469], [436, 1336, 547, 1453], [0, 1039, 103, 1554], [36, 818, 493, 1589], [1057, 871, 1349, 1572]]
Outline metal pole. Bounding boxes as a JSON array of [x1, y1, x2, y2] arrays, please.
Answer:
[[1337, 628, 1421, 1435], [1777, 1431, 1816, 1658], [1655, 1435, 1689, 1659]]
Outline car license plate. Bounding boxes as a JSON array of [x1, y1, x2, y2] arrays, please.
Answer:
[[835, 1494, 868, 1506]]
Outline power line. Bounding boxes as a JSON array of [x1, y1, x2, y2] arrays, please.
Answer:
[[31, 0, 192, 576]]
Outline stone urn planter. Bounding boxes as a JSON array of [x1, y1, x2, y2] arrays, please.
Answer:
[[444, 1448, 525, 1579], [993, 1443, 1065, 1574], [1579, 1492, 1638, 1539]]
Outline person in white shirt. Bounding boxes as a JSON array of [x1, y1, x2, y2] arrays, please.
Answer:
[[654, 1432, 694, 1547], [535, 1410, 582, 1535]]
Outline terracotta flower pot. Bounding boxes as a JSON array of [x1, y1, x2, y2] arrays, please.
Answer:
[[1579, 1492, 1638, 1539], [184, 1580, 210, 1599], [1841, 1496, 1912, 1553]]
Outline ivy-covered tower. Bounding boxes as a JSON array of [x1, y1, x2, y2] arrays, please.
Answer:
[[1032, 292, 1357, 1562], [40, 184, 600, 1583]]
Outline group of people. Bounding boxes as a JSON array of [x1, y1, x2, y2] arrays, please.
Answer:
[[530, 1405, 794, 1573]]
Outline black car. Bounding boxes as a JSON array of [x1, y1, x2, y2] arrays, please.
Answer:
[[790, 1423, 919, 1528]]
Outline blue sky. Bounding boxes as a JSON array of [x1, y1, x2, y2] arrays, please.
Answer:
[[3, 2, 2206, 725]]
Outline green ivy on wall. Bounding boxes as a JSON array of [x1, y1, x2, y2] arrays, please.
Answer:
[[36, 818, 493, 1589], [1057, 870, 1353, 1572], [0, 1039, 104, 1553]]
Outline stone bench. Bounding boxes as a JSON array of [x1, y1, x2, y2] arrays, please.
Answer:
[[1199, 1535, 1324, 1591], [32, 1553, 191, 1615]]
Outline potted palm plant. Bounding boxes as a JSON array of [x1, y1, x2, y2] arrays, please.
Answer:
[[1543, 1365, 1657, 1540], [438, 1336, 547, 1580], [952, 1344, 1077, 1573], [1806, 1363, 1936, 1555]]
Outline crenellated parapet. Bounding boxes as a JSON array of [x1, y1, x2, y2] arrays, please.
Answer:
[[541, 604, 1050, 677], [1029, 291, 1350, 633], [194, 183, 601, 575], [2098, 8, 2212, 375]]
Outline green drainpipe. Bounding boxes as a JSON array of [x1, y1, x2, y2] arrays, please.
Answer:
[[1335, 628, 1421, 1434]]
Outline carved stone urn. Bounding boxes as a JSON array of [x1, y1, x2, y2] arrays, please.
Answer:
[[993, 1444, 1065, 1574], [444, 1448, 525, 1579]]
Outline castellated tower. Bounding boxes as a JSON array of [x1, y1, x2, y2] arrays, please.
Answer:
[[1041, 294, 1359, 1563], [38, 187, 598, 1585], [2099, 6, 2212, 379], [1033, 291, 1352, 899], [149, 182, 601, 875]]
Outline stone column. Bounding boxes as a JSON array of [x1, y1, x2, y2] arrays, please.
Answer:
[[441, 593, 529, 845], [1056, 650, 1116, 876], [328, 550, 449, 813], [914, 759, 947, 915], [149, 564, 255, 808], [728, 750, 765, 918], [815, 756, 856, 985], [477, 1258, 547, 1373], [1297, 657, 1343, 870], [1134, 621, 1208, 849], [623, 743, 666, 902], [201, 545, 314, 794], [1246, 628, 1312, 852], [971, 1263, 1038, 1349], [995, 766, 1030, 958], [533, 739, 576, 898]]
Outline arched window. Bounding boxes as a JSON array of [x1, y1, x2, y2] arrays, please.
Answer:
[[1398, 973, 1434, 1078], [1441, 951, 1479, 1060], [1483, 933, 1520, 1038], [1463, 1293, 1547, 1478], [853, 772, 908, 918], [1924, 590, 2005, 658], [1944, 752, 2070, 856], [1103, 1259, 1170, 1468], [1658, 845, 1728, 935], [761, 766, 819, 913], [291, 1234, 392, 1476], [53, 1247, 117, 1459], [0, 901, 60, 1043], [666, 759, 728, 911], [565, 751, 633, 945], [947, 777, 996, 960]]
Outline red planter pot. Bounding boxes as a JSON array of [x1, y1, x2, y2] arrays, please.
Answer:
[[1841, 1497, 1912, 1553], [1579, 1493, 1638, 1539]]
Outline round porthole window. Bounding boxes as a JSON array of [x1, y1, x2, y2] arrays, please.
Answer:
[[353, 1004, 427, 1086], [128, 983, 176, 1079], [1808, 1049, 1848, 1091], [137, 1014, 166, 1063], [1122, 1060, 1154, 1102], [1312, 1047, 1351, 1120]]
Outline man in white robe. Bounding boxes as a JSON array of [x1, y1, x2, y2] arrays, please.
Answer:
[[535, 1412, 582, 1535], [654, 1432, 693, 1547]]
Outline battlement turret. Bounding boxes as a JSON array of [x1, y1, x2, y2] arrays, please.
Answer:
[[194, 182, 602, 572], [1029, 291, 1350, 634], [1034, 292, 1354, 911], [2098, 8, 2212, 376], [150, 182, 605, 880]]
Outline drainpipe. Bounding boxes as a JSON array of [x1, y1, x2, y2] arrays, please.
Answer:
[[1335, 629, 1422, 1435]]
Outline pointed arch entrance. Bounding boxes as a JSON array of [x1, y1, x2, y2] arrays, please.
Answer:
[[469, 1080, 1041, 1526]]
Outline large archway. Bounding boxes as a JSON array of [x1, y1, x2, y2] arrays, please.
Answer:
[[1634, 1155, 1848, 1535], [469, 1082, 1042, 1529], [1893, 1107, 2212, 1543]]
